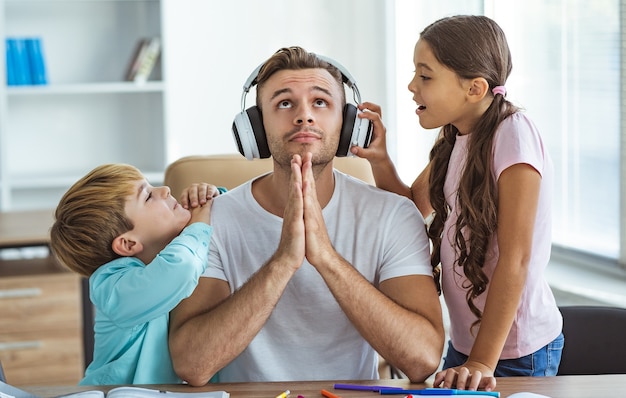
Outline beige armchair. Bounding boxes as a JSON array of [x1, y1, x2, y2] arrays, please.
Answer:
[[163, 153, 375, 198]]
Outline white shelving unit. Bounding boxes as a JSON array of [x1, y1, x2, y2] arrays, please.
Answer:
[[0, 0, 165, 211]]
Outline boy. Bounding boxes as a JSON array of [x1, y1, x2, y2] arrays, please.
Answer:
[[50, 163, 222, 385]]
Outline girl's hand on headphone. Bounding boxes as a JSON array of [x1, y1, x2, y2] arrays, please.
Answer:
[[351, 102, 392, 166]]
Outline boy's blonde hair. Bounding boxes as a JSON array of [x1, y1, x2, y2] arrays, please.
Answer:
[[50, 164, 144, 277]]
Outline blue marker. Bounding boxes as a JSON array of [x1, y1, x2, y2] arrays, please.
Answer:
[[379, 388, 500, 397]]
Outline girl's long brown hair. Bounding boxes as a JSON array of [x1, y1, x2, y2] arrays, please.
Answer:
[[423, 16, 520, 330]]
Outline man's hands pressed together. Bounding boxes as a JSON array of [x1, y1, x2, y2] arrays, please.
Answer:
[[288, 152, 335, 268], [272, 153, 307, 270]]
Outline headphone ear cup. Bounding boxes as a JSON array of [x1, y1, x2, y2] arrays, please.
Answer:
[[246, 107, 271, 159], [336, 104, 358, 157], [232, 106, 271, 159], [232, 112, 252, 159]]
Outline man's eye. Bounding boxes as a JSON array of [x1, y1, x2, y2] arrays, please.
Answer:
[[278, 100, 292, 109], [146, 192, 152, 201], [314, 99, 328, 107], [420, 75, 431, 81]]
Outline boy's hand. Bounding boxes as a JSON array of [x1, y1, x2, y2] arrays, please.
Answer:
[[180, 183, 222, 209], [188, 197, 213, 226]]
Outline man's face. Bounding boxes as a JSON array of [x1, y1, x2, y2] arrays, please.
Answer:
[[258, 68, 344, 167]]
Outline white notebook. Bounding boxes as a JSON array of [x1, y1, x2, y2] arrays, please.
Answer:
[[0, 382, 229, 398], [57, 387, 229, 398]]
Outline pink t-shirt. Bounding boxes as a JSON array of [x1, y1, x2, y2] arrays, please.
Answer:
[[440, 112, 562, 359]]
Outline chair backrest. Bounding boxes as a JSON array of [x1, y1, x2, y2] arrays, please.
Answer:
[[557, 305, 626, 375], [163, 153, 375, 198]]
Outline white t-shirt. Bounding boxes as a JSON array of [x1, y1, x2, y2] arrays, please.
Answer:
[[441, 112, 562, 359], [204, 170, 432, 382]]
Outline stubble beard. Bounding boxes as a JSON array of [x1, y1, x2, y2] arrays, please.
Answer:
[[268, 127, 337, 172]]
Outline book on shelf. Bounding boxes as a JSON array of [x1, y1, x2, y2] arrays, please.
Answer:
[[126, 37, 161, 83], [5, 38, 16, 85], [25, 37, 48, 85], [0, 381, 229, 398], [6, 37, 31, 85], [125, 38, 150, 80], [4, 36, 48, 86]]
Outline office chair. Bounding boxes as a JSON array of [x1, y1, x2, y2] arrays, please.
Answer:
[[163, 153, 375, 198], [557, 305, 626, 375]]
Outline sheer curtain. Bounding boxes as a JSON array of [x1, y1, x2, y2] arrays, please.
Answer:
[[394, 0, 621, 261]]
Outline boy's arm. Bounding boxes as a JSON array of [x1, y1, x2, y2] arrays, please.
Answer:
[[91, 223, 212, 327]]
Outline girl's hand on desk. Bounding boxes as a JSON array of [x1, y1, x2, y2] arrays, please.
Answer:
[[433, 361, 497, 392]]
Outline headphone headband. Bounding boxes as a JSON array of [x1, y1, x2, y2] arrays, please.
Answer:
[[242, 62, 263, 94], [315, 54, 361, 102], [240, 54, 362, 111]]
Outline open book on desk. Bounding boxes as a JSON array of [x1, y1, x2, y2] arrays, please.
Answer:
[[57, 387, 229, 398], [0, 382, 229, 398]]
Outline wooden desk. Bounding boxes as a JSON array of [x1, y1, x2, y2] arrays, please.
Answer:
[[20, 375, 626, 398], [0, 209, 91, 385], [0, 209, 54, 248]]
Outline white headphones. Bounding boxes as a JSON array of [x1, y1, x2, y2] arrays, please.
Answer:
[[231, 54, 372, 160]]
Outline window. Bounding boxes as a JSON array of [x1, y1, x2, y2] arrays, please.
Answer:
[[393, 0, 621, 263]]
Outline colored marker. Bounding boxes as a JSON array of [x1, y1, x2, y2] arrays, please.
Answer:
[[276, 390, 291, 398], [333, 384, 404, 392], [379, 388, 500, 397], [321, 389, 341, 398]]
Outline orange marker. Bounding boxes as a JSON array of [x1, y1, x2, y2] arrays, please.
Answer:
[[321, 389, 341, 398]]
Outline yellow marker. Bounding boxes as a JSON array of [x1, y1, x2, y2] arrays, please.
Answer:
[[276, 390, 290, 398]]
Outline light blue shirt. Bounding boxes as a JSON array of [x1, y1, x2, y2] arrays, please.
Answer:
[[80, 222, 212, 385]]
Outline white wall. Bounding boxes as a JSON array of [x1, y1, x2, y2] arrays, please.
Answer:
[[162, 0, 391, 163]]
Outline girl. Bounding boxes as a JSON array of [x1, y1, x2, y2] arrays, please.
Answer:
[[353, 15, 563, 391]]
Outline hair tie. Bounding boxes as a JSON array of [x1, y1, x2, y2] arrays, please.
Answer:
[[492, 86, 506, 96]]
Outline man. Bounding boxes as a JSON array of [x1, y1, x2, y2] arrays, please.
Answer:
[[168, 46, 444, 386]]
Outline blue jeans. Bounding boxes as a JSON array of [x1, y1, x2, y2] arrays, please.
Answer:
[[442, 333, 564, 376]]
